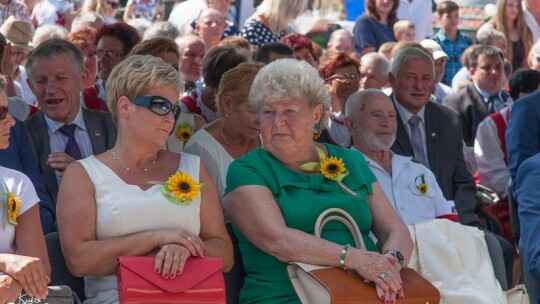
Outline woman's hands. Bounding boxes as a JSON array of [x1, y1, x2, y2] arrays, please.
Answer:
[[0, 254, 49, 300], [348, 250, 403, 303], [154, 231, 206, 279], [0, 275, 23, 304]]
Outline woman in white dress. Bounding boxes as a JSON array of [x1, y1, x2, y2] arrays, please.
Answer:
[[0, 81, 51, 303], [56, 55, 233, 304]]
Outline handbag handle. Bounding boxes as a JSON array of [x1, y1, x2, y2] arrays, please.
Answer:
[[314, 208, 367, 250]]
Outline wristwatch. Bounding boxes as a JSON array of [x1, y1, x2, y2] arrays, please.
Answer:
[[384, 249, 404, 266]]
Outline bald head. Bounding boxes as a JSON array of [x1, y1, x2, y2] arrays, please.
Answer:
[[327, 29, 354, 55], [345, 89, 397, 152], [196, 8, 226, 49], [360, 53, 389, 90]]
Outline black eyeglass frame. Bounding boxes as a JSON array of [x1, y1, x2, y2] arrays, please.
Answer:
[[0, 105, 8, 121], [131, 96, 180, 121]]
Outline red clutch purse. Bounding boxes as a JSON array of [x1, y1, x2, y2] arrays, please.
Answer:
[[117, 256, 226, 304]]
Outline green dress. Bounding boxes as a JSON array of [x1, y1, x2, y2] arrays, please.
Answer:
[[225, 144, 378, 304]]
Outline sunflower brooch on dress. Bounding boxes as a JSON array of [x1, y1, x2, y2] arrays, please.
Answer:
[[415, 174, 428, 196], [161, 171, 203, 204], [299, 147, 357, 197], [2, 181, 21, 228], [175, 122, 193, 144]]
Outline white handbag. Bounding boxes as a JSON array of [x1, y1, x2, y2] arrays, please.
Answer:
[[506, 284, 530, 304]]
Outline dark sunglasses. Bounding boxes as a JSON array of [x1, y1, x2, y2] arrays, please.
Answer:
[[0, 106, 8, 120], [131, 96, 180, 120]]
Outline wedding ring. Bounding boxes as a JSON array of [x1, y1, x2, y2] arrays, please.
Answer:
[[187, 236, 192, 241], [379, 272, 389, 281]]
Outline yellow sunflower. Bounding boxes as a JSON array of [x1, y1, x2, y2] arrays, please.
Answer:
[[165, 171, 201, 203], [320, 156, 346, 180], [7, 193, 20, 225], [175, 122, 193, 143], [417, 183, 428, 195]]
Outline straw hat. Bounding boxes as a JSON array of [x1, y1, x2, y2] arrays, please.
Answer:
[[0, 16, 33, 51]]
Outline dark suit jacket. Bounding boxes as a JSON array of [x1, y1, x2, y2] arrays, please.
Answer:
[[442, 84, 509, 147], [506, 90, 540, 199], [25, 108, 117, 205], [0, 119, 55, 234], [390, 98, 479, 226]]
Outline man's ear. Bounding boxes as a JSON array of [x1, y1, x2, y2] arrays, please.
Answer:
[[388, 72, 395, 88], [344, 117, 355, 134]]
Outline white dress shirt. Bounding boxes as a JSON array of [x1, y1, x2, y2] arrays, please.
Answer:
[[474, 106, 511, 198], [397, 0, 433, 41], [393, 96, 430, 168], [44, 103, 93, 183], [523, 1, 540, 43], [359, 149, 457, 225]]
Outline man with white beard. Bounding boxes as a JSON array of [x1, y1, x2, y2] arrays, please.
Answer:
[[344, 89, 457, 225]]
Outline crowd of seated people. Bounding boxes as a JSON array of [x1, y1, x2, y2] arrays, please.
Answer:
[[4, 0, 540, 302]]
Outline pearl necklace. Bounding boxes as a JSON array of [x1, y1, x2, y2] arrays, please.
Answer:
[[108, 150, 157, 173]]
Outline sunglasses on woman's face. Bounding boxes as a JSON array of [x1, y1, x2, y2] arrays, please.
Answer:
[[131, 96, 180, 120], [0, 106, 8, 120]]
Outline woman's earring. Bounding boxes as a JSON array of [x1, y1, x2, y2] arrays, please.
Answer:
[[313, 123, 321, 140]]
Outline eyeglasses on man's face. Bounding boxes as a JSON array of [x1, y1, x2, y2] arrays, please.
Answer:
[[131, 96, 181, 120]]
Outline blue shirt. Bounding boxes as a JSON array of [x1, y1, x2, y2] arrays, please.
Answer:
[[0, 119, 55, 234], [353, 14, 395, 55], [432, 29, 473, 86]]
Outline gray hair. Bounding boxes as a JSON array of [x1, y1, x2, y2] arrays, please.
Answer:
[[71, 11, 105, 32], [476, 28, 506, 46], [32, 24, 68, 47], [249, 58, 331, 128], [106, 55, 183, 125], [25, 38, 85, 79], [127, 18, 152, 39], [390, 46, 435, 78], [175, 34, 205, 54], [361, 52, 389, 77], [143, 21, 180, 41]]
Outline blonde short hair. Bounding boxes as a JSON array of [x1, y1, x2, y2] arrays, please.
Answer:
[[393, 20, 415, 35], [106, 55, 183, 124], [249, 58, 330, 128], [216, 62, 263, 116]]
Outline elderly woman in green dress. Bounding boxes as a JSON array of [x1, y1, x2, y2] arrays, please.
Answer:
[[223, 58, 413, 304]]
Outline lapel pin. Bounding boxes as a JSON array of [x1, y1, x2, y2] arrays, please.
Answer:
[[431, 133, 436, 137], [94, 130, 101, 137]]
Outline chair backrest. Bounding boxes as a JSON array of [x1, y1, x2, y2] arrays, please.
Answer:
[[484, 230, 508, 291], [520, 240, 540, 304], [507, 180, 520, 241], [45, 232, 86, 301]]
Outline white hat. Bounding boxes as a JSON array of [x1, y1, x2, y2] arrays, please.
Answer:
[[420, 39, 448, 61], [0, 16, 34, 51]]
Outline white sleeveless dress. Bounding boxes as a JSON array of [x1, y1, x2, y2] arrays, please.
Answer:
[[78, 153, 201, 304]]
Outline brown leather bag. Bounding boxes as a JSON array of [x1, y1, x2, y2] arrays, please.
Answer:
[[287, 208, 441, 304]]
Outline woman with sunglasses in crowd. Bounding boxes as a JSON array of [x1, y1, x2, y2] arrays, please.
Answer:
[[317, 52, 361, 148], [56, 55, 233, 304], [0, 77, 51, 303]]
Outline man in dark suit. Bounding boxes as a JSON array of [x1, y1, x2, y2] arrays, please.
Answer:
[[389, 46, 514, 285], [442, 45, 509, 147], [0, 119, 55, 234], [24, 39, 116, 205]]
